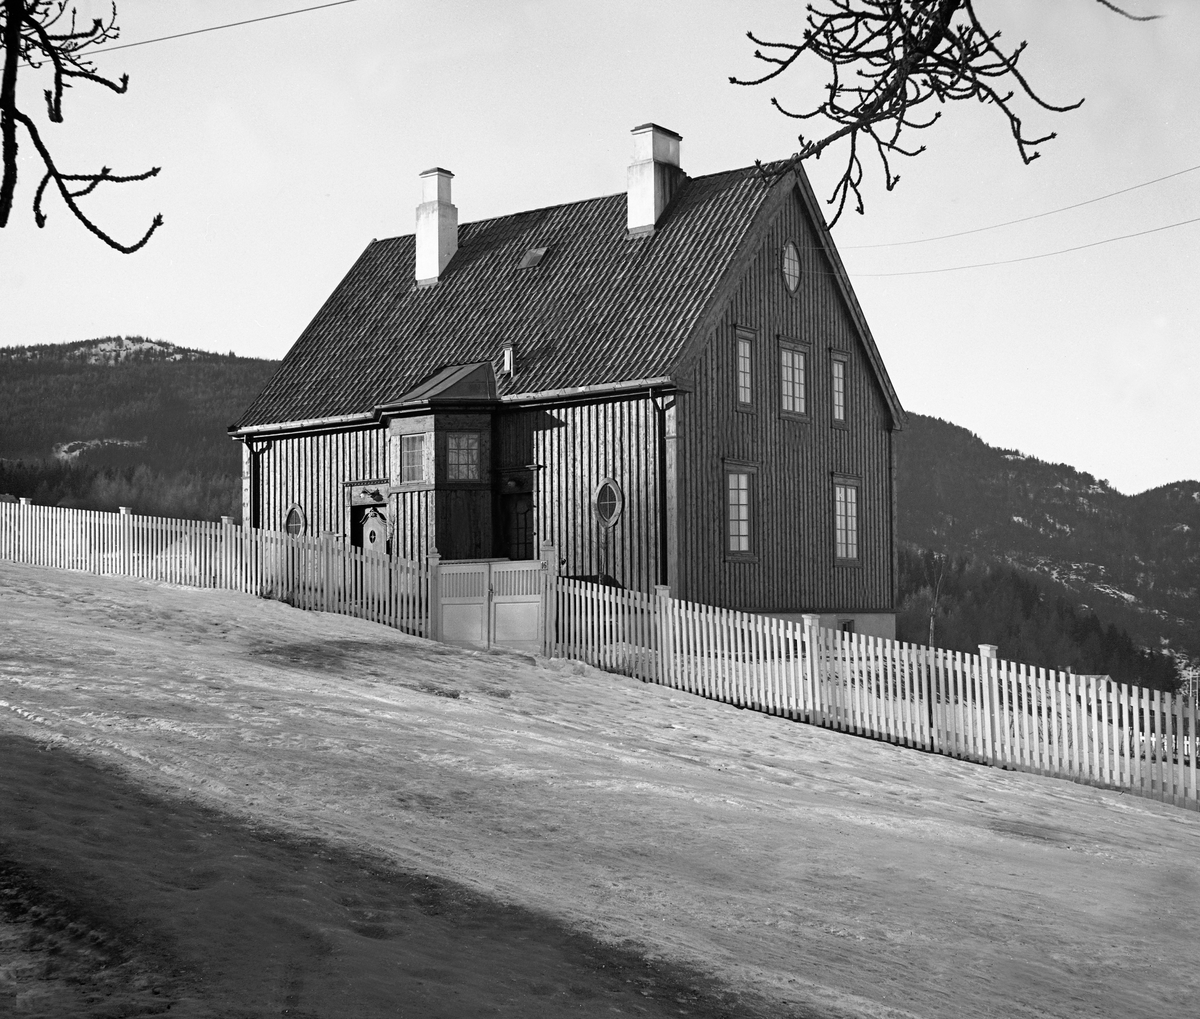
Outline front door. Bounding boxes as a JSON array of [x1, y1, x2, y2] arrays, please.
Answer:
[[499, 492, 534, 560]]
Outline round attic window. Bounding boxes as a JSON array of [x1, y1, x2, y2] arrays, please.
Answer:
[[781, 241, 801, 292], [594, 479, 623, 528]]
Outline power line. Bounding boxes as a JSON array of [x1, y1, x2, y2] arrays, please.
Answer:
[[843, 163, 1200, 249], [90, 0, 366, 55], [848, 213, 1200, 277]]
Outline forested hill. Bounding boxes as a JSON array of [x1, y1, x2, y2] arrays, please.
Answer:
[[1, 340, 1193, 686], [0, 337, 278, 519], [895, 413, 1199, 674]]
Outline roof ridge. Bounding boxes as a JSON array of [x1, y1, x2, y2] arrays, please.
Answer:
[[372, 164, 765, 244]]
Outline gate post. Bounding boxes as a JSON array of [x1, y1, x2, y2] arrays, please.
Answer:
[[802, 614, 822, 726], [654, 585, 672, 686], [426, 553, 441, 643], [979, 644, 999, 765], [540, 543, 559, 658]]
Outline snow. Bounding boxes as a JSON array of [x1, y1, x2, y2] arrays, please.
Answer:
[[1, 562, 1198, 1018], [1092, 583, 1140, 605]]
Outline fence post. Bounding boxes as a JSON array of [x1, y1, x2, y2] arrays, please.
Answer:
[[979, 644, 999, 766], [18, 498, 32, 564], [654, 585, 672, 686], [220, 516, 234, 590], [118, 505, 132, 576], [802, 614, 821, 725], [426, 553, 441, 643], [541, 542, 559, 658]]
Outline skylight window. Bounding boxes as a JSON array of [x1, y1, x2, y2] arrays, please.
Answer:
[[518, 246, 548, 269]]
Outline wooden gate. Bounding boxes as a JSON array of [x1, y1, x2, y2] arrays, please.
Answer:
[[435, 559, 546, 652]]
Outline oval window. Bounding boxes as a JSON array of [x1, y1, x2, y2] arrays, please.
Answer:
[[782, 242, 800, 293], [594, 480, 623, 528], [284, 506, 305, 535]]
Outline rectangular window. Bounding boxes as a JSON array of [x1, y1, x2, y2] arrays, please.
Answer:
[[780, 344, 807, 415], [447, 432, 481, 480], [401, 434, 425, 484], [831, 357, 847, 423], [736, 333, 753, 407], [727, 471, 751, 553], [835, 482, 859, 561]]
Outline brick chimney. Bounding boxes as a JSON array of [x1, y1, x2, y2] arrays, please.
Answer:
[[416, 167, 457, 285], [626, 123, 683, 237]]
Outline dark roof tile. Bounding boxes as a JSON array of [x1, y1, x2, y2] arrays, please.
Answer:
[[235, 167, 773, 429]]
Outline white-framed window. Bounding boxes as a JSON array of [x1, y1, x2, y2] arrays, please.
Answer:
[[594, 478, 623, 528], [736, 330, 754, 408], [834, 481, 859, 561], [831, 355, 847, 424], [401, 433, 426, 484], [780, 343, 807, 416], [447, 432, 481, 481], [781, 241, 801, 293], [727, 470, 752, 554]]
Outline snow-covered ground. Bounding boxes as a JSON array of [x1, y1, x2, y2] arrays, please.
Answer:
[[2, 562, 1198, 1018]]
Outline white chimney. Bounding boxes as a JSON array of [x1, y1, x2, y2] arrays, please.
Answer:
[[416, 167, 457, 285], [626, 123, 683, 237]]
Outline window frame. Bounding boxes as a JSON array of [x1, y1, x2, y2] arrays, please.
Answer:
[[400, 433, 427, 485], [592, 477, 624, 529], [735, 327, 755, 413], [446, 431, 482, 482], [283, 503, 307, 536], [781, 241, 801, 294], [778, 337, 810, 420], [830, 351, 849, 428], [723, 460, 759, 562], [832, 475, 862, 565]]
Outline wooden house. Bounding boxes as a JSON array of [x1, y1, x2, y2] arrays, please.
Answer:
[[230, 124, 906, 636]]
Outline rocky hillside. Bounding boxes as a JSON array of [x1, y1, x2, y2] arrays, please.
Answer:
[[896, 413, 1200, 669]]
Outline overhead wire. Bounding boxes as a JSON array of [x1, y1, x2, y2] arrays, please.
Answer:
[[89, 0, 366, 55], [843, 163, 1200, 249], [847, 213, 1200, 277]]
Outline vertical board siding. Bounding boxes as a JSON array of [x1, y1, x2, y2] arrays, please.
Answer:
[[253, 426, 388, 539], [676, 189, 894, 613], [547, 573, 1199, 814], [500, 396, 661, 595]]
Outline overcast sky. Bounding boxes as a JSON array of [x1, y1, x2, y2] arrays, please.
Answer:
[[1, 0, 1196, 495]]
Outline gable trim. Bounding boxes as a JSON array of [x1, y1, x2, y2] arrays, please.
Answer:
[[671, 169, 905, 431]]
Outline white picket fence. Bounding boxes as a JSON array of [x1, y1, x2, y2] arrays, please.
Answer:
[[5, 501, 1195, 811], [0, 500, 429, 637], [548, 578, 1199, 811]]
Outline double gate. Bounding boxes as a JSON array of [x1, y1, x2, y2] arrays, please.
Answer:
[[435, 559, 547, 653]]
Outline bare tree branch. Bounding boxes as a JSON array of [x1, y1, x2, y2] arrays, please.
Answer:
[[0, 0, 161, 251], [731, 0, 1159, 226]]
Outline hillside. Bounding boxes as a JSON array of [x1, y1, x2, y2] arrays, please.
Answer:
[[0, 337, 278, 519], [3, 562, 1197, 1019], [2, 341, 1194, 677], [896, 413, 1200, 668]]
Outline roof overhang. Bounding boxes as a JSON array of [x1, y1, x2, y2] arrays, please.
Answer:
[[230, 374, 680, 439]]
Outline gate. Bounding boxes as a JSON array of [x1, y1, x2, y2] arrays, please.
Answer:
[[434, 558, 547, 653]]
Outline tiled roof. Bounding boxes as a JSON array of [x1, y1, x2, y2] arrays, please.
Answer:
[[234, 167, 776, 430]]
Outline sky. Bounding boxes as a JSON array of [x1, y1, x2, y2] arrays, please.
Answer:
[[1, 0, 1196, 495]]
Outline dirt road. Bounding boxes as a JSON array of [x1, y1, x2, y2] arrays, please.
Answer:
[[1, 562, 1198, 1018]]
